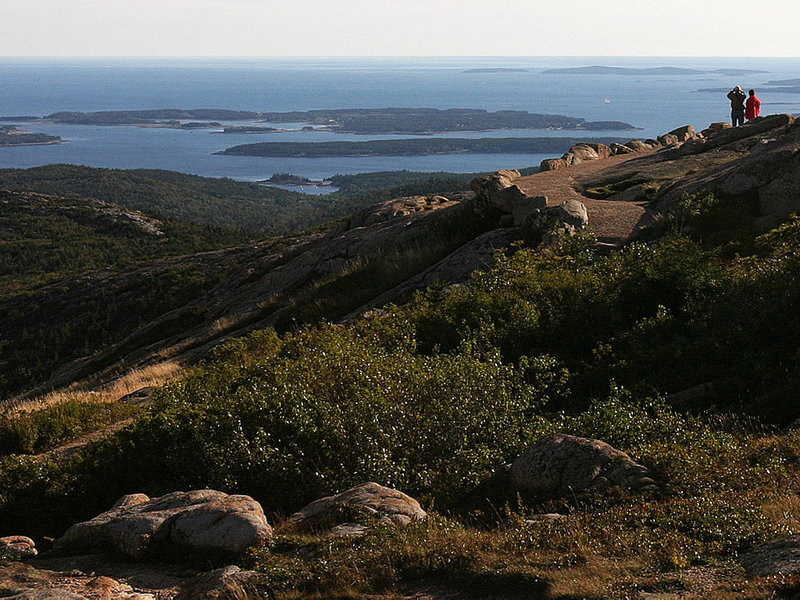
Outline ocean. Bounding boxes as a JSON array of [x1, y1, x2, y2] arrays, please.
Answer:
[[1, 56, 799, 189]]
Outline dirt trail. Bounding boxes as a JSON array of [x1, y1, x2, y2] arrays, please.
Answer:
[[515, 152, 659, 244]]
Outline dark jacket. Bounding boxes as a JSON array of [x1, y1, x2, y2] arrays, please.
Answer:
[[727, 88, 746, 111]]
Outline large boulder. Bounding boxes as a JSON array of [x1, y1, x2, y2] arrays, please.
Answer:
[[287, 482, 426, 534], [510, 434, 656, 497], [52, 490, 272, 559], [609, 142, 635, 155], [522, 199, 588, 232], [470, 169, 522, 211], [667, 124, 697, 142], [510, 195, 548, 226], [624, 139, 651, 152], [656, 133, 679, 146]]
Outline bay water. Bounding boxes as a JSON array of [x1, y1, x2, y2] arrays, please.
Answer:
[[1, 56, 798, 189]]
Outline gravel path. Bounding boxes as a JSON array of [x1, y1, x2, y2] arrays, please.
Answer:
[[515, 152, 658, 244]]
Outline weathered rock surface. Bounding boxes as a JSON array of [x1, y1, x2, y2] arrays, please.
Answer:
[[0, 536, 37, 558], [287, 482, 426, 533], [52, 490, 272, 559], [174, 566, 261, 600], [609, 142, 635, 155], [656, 133, 679, 146], [522, 199, 589, 236], [667, 124, 697, 142], [659, 114, 800, 218], [624, 139, 651, 152], [510, 433, 656, 497], [0, 558, 260, 600], [738, 534, 800, 577], [470, 169, 523, 211], [539, 157, 567, 171]]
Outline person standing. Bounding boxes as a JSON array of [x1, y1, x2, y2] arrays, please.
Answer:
[[727, 86, 746, 126], [745, 89, 761, 121]]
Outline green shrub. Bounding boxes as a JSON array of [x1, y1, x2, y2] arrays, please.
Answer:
[[0, 400, 139, 456]]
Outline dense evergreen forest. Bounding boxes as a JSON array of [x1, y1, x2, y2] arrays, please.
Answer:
[[219, 136, 630, 158]]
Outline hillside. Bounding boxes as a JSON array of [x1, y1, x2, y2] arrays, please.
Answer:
[[3, 115, 800, 599]]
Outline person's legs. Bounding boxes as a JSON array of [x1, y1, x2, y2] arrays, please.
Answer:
[[731, 110, 745, 126]]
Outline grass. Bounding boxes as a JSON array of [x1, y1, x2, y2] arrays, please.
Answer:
[[0, 361, 183, 456]]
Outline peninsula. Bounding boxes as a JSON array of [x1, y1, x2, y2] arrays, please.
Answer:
[[0, 126, 61, 146]]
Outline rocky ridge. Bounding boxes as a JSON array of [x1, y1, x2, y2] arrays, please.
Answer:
[[7, 114, 800, 405]]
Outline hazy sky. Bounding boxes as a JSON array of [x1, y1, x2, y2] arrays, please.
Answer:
[[2, 0, 798, 57]]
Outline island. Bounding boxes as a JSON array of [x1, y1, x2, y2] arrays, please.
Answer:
[[463, 68, 529, 73], [216, 136, 630, 158], [0, 126, 61, 146], [3, 107, 637, 134], [263, 173, 333, 187], [44, 109, 260, 125], [253, 108, 636, 133], [542, 66, 768, 76], [215, 126, 279, 134]]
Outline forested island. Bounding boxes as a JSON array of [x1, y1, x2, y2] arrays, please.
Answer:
[[217, 136, 629, 158], [254, 108, 636, 133], [0, 126, 61, 146], [4, 107, 637, 134]]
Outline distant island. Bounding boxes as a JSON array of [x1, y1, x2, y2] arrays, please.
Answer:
[[765, 78, 800, 86], [45, 109, 259, 125], [215, 126, 279, 134], [4, 107, 637, 134], [217, 136, 630, 158], [263, 173, 333, 187], [253, 108, 636, 133], [463, 68, 529, 73], [0, 125, 61, 146], [542, 65, 769, 76]]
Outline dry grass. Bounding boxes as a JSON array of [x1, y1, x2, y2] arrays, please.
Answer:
[[762, 496, 800, 533], [3, 361, 184, 416]]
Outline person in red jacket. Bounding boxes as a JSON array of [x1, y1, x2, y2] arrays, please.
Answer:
[[745, 89, 761, 121]]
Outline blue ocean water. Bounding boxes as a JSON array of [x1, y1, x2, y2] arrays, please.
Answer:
[[1, 57, 799, 186]]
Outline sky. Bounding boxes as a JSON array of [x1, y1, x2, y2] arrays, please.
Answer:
[[1, 0, 798, 57]]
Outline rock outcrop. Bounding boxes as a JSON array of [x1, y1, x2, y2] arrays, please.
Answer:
[[510, 433, 656, 497], [659, 114, 800, 219], [470, 169, 547, 219], [52, 490, 272, 559], [287, 482, 426, 534], [738, 534, 800, 577]]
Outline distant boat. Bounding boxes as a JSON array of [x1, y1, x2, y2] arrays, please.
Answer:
[[604, 99, 612, 104]]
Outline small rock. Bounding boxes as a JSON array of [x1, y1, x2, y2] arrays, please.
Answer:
[[540, 158, 567, 171], [0, 536, 37, 558], [175, 566, 262, 600], [525, 513, 567, 524], [288, 482, 426, 533]]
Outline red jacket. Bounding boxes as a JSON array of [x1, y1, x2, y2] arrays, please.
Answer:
[[745, 95, 761, 120]]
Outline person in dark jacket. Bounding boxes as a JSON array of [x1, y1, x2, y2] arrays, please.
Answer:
[[745, 89, 761, 121], [727, 86, 746, 126]]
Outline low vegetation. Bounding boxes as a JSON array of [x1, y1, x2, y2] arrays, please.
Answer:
[[2, 186, 800, 596]]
